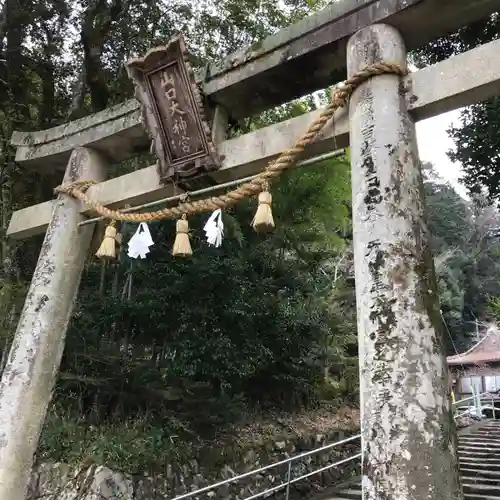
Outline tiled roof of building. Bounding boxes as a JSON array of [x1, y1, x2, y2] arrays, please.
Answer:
[[447, 325, 500, 365]]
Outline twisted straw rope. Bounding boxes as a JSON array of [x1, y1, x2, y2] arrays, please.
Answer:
[[55, 62, 407, 222]]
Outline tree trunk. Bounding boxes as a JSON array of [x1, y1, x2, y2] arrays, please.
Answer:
[[68, 0, 125, 118]]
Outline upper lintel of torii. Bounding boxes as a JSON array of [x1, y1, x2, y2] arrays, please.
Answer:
[[10, 0, 500, 172], [6, 0, 500, 240]]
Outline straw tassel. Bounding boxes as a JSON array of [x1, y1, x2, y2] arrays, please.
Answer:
[[96, 221, 119, 259], [172, 215, 192, 257], [252, 186, 275, 232]]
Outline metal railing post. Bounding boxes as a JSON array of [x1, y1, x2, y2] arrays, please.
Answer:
[[453, 392, 492, 421], [475, 388, 480, 419], [285, 461, 292, 500], [473, 386, 477, 418]]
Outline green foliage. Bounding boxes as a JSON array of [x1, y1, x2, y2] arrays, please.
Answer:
[[448, 99, 500, 200], [414, 14, 500, 201], [37, 156, 356, 468], [424, 174, 500, 352], [38, 404, 201, 473], [412, 15, 499, 68], [425, 181, 472, 253], [488, 295, 500, 324], [0, 281, 26, 344]]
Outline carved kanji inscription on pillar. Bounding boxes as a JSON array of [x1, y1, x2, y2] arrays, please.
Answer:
[[126, 35, 221, 183]]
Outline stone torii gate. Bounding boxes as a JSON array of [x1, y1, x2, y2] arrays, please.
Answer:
[[2, 0, 500, 499]]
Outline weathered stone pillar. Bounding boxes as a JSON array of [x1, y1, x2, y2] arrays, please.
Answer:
[[347, 24, 463, 499], [0, 147, 107, 500]]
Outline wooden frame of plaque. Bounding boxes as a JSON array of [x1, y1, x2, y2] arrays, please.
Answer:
[[126, 35, 221, 184]]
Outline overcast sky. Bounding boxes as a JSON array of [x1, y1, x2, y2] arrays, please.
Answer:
[[415, 109, 467, 198]]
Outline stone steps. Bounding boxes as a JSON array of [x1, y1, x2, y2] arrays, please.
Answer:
[[461, 469, 500, 479], [324, 420, 500, 500], [459, 440, 500, 448], [463, 477, 500, 485]]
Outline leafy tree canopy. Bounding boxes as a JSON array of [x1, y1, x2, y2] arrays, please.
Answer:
[[414, 14, 500, 200]]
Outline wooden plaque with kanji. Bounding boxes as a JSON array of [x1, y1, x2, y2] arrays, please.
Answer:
[[126, 35, 221, 184]]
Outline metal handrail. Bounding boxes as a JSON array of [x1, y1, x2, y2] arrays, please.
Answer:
[[244, 453, 363, 500], [453, 391, 497, 420], [172, 391, 496, 500], [171, 433, 362, 500], [452, 391, 490, 407]]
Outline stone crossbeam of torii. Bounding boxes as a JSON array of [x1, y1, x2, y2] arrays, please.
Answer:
[[2, 0, 500, 499]]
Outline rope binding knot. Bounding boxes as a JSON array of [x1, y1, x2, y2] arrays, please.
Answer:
[[54, 179, 98, 197]]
